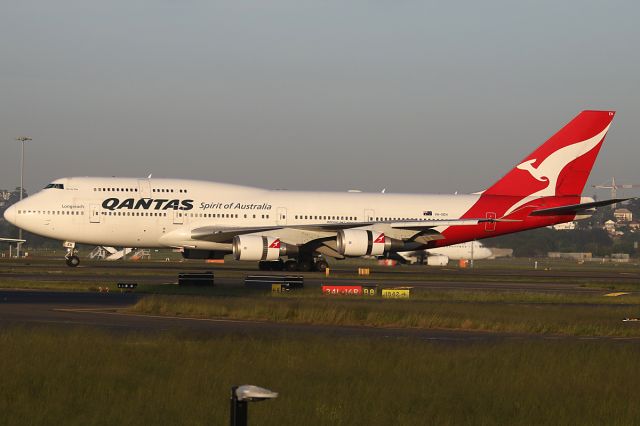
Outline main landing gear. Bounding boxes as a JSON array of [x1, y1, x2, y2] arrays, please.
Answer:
[[258, 257, 328, 272], [64, 241, 80, 267]]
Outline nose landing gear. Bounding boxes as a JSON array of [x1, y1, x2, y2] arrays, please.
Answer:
[[64, 241, 80, 267]]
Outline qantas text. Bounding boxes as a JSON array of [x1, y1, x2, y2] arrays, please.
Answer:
[[102, 198, 194, 211]]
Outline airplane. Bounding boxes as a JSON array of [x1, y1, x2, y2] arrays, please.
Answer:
[[394, 241, 493, 265], [3, 110, 627, 271]]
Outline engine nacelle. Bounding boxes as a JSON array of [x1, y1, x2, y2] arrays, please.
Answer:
[[336, 229, 403, 257], [426, 254, 449, 266], [232, 235, 295, 261]]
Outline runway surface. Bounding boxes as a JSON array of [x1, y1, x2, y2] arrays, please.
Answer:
[[2, 289, 640, 343], [0, 289, 507, 342], [2, 259, 640, 342], [3, 259, 639, 294]]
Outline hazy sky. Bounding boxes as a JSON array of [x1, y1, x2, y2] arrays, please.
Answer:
[[1, 1, 638, 195]]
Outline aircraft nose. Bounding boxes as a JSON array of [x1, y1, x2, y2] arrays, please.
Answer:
[[3, 204, 17, 226]]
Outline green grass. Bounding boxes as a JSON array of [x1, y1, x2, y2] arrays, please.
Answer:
[[1, 327, 640, 425], [131, 293, 640, 337], [0, 279, 101, 291]]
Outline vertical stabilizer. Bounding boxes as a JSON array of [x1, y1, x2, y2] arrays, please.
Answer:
[[484, 110, 615, 197]]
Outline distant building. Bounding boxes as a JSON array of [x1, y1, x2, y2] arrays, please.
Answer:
[[604, 220, 616, 234], [614, 208, 633, 223], [0, 190, 10, 210], [551, 222, 576, 230], [548, 252, 592, 260], [612, 253, 630, 261]]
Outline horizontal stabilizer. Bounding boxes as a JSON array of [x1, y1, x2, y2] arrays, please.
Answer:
[[529, 198, 631, 216]]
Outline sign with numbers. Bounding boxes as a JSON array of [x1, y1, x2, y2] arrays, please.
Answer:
[[322, 285, 362, 295]]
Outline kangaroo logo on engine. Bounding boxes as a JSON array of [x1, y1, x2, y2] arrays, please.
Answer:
[[102, 198, 194, 211]]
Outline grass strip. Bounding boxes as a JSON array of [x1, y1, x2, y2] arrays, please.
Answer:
[[1, 326, 640, 425], [130, 293, 640, 337]]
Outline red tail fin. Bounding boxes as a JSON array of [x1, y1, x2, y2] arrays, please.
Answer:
[[484, 110, 615, 197]]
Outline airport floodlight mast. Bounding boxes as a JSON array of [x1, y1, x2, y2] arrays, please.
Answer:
[[15, 137, 31, 258], [592, 177, 640, 208]]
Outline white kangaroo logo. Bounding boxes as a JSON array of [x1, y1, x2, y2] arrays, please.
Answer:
[[503, 124, 610, 216], [516, 159, 549, 182]]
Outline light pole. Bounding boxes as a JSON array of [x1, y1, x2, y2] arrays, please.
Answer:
[[230, 385, 278, 426], [15, 137, 31, 258]]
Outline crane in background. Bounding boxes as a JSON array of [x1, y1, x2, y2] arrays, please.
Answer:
[[592, 177, 640, 208]]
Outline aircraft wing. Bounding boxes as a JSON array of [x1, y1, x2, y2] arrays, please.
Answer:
[[529, 198, 631, 216], [388, 218, 519, 231], [189, 217, 513, 243], [190, 226, 285, 243]]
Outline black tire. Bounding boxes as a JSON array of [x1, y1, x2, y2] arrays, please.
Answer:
[[314, 260, 329, 273], [273, 260, 285, 271], [297, 258, 313, 272], [285, 259, 298, 271], [260, 260, 284, 271], [66, 256, 80, 267]]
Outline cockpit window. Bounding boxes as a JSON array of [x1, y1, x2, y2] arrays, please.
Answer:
[[44, 183, 64, 189]]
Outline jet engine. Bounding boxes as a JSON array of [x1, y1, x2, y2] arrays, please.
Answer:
[[426, 255, 449, 266], [232, 235, 296, 261], [336, 229, 403, 257]]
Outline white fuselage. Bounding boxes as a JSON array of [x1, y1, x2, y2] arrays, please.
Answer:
[[5, 177, 483, 251], [398, 241, 493, 264]]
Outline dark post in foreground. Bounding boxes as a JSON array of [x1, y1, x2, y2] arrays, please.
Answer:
[[230, 386, 248, 426]]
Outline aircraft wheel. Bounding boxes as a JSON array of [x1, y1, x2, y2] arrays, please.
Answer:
[[66, 256, 80, 267], [285, 259, 298, 271], [314, 260, 329, 273], [297, 258, 313, 272]]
